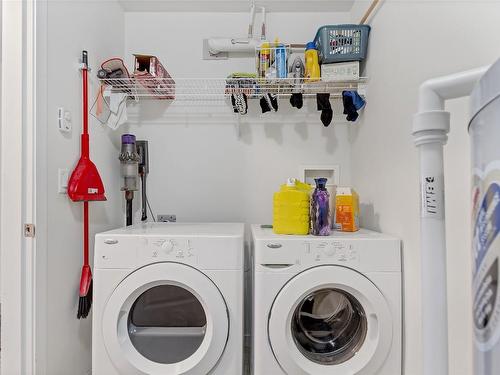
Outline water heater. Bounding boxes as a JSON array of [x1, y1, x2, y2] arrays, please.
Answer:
[[470, 59, 500, 375]]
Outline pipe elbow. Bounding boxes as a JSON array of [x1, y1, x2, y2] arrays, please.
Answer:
[[418, 80, 444, 112], [417, 66, 489, 112]]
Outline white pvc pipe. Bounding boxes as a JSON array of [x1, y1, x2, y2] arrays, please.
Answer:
[[413, 66, 489, 375], [418, 67, 488, 112], [247, 4, 256, 38], [419, 141, 448, 375], [207, 38, 259, 55]]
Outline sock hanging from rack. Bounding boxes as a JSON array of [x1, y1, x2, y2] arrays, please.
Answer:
[[290, 93, 303, 109], [316, 93, 333, 127], [260, 96, 271, 113], [342, 91, 364, 122], [260, 93, 278, 113], [231, 93, 248, 115]]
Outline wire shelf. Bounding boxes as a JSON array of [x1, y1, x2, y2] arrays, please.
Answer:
[[98, 77, 367, 101]]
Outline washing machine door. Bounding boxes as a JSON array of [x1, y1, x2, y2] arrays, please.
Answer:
[[102, 262, 229, 375], [268, 265, 393, 375]]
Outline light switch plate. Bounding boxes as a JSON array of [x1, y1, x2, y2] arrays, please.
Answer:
[[58, 168, 69, 194], [58, 107, 72, 133]]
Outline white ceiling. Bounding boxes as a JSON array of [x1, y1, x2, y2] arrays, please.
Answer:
[[118, 0, 356, 13]]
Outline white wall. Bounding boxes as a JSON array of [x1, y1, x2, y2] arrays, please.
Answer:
[[39, 7, 355, 374], [38, 2, 500, 374], [123, 11, 353, 225], [350, 2, 500, 375], [40, 1, 125, 374]]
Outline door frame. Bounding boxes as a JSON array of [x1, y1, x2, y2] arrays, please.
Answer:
[[1, 0, 39, 373]]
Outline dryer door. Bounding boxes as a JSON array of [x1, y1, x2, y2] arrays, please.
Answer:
[[102, 262, 229, 375], [268, 265, 393, 375]]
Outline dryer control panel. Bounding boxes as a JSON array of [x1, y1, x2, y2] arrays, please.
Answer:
[[255, 237, 400, 272], [95, 234, 243, 270], [143, 237, 196, 262], [306, 240, 359, 263], [94, 236, 198, 269]]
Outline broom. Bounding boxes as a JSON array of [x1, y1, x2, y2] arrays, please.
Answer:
[[67, 51, 106, 319]]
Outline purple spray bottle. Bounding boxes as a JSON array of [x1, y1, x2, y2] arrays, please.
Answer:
[[310, 178, 331, 236]]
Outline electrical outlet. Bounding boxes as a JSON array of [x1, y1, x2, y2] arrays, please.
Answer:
[[157, 214, 177, 222], [58, 168, 69, 194]]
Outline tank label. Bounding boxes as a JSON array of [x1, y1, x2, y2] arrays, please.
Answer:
[[421, 175, 444, 219], [473, 168, 500, 351], [474, 258, 498, 332], [473, 183, 500, 274]]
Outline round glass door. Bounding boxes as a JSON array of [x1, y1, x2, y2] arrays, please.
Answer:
[[128, 285, 207, 364], [102, 262, 229, 375], [291, 288, 367, 365], [268, 266, 393, 375]]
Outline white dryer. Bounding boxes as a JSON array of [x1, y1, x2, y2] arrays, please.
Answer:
[[92, 223, 244, 375], [251, 225, 402, 375]]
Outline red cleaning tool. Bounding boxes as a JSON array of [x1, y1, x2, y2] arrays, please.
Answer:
[[68, 51, 107, 319], [68, 51, 106, 203]]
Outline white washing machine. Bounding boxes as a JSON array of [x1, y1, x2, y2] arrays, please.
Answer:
[[251, 225, 402, 375], [92, 223, 244, 375]]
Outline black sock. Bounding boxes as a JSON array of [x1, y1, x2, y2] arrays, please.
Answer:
[[317, 93, 331, 111], [290, 93, 303, 109], [317, 93, 333, 126], [260, 95, 271, 113], [321, 109, 333, 127]]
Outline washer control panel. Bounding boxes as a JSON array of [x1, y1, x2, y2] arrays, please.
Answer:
[[305, 240, 359, 264], [146, 237, 196, 261]]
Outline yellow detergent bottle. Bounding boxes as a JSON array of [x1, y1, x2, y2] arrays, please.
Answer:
[[273, 178, 311, 235], [304, 41, 321, 82], [259, 41, 271, 78]]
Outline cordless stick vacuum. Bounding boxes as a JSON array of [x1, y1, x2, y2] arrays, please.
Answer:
[[119, 134, 140, 226], [67, 51, 107, 320]]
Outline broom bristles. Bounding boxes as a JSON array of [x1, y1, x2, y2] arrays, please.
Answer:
[[77, 280, 93, 319]]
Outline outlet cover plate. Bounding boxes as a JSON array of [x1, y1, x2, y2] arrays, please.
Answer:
[[157, 214, 177, 222]]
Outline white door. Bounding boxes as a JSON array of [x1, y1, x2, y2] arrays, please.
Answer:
[[268, 266, 393, 375], [102, 263, 229, 375]]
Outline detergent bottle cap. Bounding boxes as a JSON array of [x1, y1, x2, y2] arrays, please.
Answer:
[[315, 178, 328, 190], [305, 42, 316, 51]]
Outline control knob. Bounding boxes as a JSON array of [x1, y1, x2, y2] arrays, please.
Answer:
[[161, 240, 176, 254], [323, 244, 336, 257]]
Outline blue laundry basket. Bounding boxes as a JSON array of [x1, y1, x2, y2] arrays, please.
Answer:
[[314, 24, 371, 63]]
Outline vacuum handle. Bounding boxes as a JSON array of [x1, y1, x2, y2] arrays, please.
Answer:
[[82, 50, 88, 68]]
